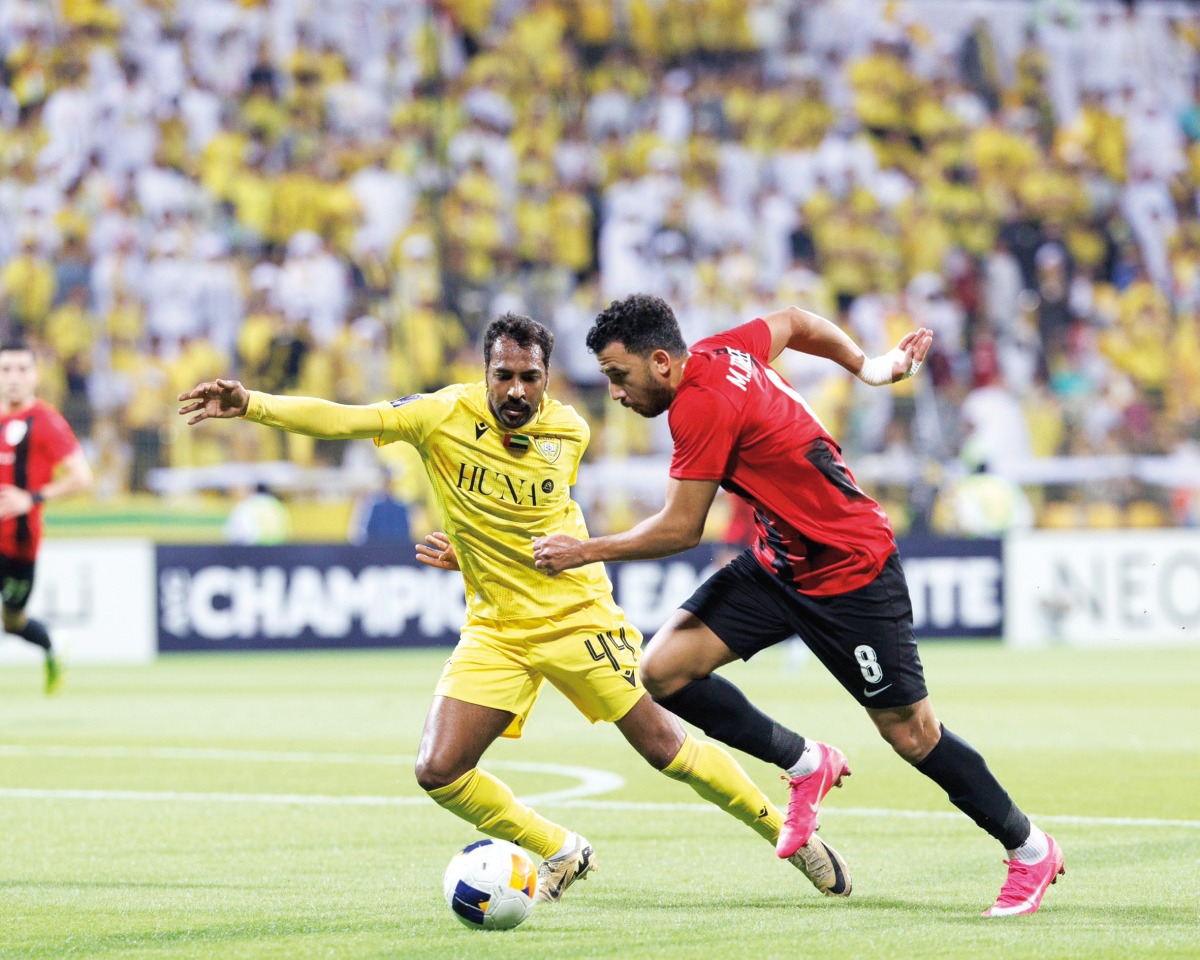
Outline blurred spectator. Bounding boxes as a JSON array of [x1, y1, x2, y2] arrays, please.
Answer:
[[959, 338, 1032, 470], [347, 467, 411, 546], [957, 17, 1002, 114], [937, 463, 1035, 538], [224, 482, 290, 545], [119, 332, 172, 493], [278, 231, 348, 346]]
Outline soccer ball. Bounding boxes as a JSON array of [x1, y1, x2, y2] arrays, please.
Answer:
[[443, 838, 538, 930]]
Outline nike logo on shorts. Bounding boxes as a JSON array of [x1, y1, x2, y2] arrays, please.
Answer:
[[863, 684, 893, 698]]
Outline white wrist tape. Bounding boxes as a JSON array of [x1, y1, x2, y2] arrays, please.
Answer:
[[857, 349, 921, 386]]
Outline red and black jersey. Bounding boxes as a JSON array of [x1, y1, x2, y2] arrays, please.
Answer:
[[0, 400, 79, 562], [669, 319, 896, 596]]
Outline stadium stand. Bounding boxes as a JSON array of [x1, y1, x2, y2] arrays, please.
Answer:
[[2, 0, 1198, 535]]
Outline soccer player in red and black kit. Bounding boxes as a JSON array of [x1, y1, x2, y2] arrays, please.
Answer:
[[533, 295, 1064, 918], [0, 343, 92, 693]]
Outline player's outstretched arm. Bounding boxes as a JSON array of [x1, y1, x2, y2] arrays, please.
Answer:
[[415, 532, 460, 571], [760, 306, 932, 384], [533, 478, 718, 575], [178, 379, 385, 440]]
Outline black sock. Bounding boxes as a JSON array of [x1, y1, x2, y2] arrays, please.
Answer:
[[654, 674, 806, 769], [915, 724, 1030, 849], [15, 618, 52, 652]]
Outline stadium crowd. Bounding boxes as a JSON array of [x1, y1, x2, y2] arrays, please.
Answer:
[[2, 0, 1200, 534]]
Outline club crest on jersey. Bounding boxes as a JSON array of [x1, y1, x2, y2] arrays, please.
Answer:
[[534, 437, 562, 464], [3, 419, 27, 447]]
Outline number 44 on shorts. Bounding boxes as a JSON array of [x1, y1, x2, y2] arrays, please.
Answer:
[[585, 629, 638, 686]]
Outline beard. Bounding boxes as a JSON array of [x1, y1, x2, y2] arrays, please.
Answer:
[[625, 383, 673, 418], [490, 397, 533, 429]]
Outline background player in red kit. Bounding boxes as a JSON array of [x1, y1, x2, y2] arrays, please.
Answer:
[[533, 294, 1065, 918], [0, 343, 92, 693]]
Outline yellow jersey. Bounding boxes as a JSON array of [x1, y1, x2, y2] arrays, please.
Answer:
[[372, 383, 611, 623], [370, 383, 611, 623]]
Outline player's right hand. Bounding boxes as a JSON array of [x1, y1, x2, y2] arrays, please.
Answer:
[[178, 379, 250, 424], [415, 532, 459, 571], [0, 484, 35, 520]]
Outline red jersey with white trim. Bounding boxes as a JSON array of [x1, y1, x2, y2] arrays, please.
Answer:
[[669, 319, 896, 596], [0, 400, 79, 562]]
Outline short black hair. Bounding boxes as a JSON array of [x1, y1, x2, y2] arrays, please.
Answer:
[[0, 341, 34, 355], [586, 294, 688, 358], [483, 312, 554, 369]]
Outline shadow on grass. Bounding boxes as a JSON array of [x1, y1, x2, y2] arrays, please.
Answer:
[[612, 893, 966, 915]]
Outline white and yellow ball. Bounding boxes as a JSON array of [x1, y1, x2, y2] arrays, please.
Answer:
[[443, 839, 538, 930]]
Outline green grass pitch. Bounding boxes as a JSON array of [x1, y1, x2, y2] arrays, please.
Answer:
[[2, 643, 1198, 959]]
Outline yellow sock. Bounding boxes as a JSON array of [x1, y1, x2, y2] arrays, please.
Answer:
[[663, 734, 783, 845], [426, 768, 569, 859]]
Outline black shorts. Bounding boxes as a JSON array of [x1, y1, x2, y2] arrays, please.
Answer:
[[680, 550, 927, 709], [0, 554, 36, 612]]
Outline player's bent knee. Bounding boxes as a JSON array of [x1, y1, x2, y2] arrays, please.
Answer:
[[615, 697, 685, 770], [639, 648, 686, 699], [415, 756, 470, 793], [640, 669, 669, 699], [878, 723, 935, 764], [640, 737, 680, 771], [870, 699, 940, 764], [887, 736, 925, 764]]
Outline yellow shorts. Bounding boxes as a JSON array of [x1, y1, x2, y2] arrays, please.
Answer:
[[434, 597, 645, 738]]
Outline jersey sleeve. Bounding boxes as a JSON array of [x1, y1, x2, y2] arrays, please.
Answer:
[[693, 318, 771, 363], [373, 392, 454, 448], [41, 405, 80, 464], [668, 385, 739, 482]]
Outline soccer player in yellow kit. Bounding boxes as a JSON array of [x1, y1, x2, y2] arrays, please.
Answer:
[[179, 312, 850, 902]]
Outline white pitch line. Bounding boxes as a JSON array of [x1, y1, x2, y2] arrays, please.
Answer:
[[3, 745, 1197, 829], [0, 788, 1197, 830], [0, 744, 624, 805], [0, 744, 417, 765]]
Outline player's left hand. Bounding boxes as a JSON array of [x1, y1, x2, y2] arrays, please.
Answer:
[[415, 532, 459, 571], [0, 484, 35, 519], [532, 534, 585, 575], [890, 327, 934, 381], [856, 327, 934, 385]]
